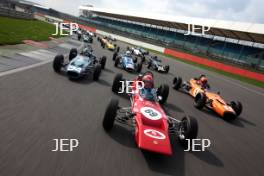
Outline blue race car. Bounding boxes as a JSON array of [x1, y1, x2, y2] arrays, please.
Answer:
[[112, 51, 142, 73], [53, 46, 106, 80]]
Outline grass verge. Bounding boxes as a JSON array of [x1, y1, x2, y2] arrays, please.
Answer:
[[0, 16, 63, 45]]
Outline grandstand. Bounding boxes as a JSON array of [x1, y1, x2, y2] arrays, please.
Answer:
[[79, 6, 264, 71], [1, 1, 263, 71]]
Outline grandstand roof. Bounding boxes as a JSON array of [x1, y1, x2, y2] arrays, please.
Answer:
[[79, 6, 264, 44]]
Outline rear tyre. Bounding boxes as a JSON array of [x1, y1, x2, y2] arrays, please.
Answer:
[[69, 48, 77, 61], [147, 62, 151, 69], [230, 101, 243, 116], [103, 99, 119, 131], [93, 64, 101, 81], [194, 93, 206, 109], [141, 56, 145, 63], [133, 57, 138, 63], [100, 56, 107, 69], [165, 65, 170, 73], [178, 116, 198, 145], [157, 84, 169, 104], [136, 62, 142, 73], [116, 46, 120, 53], [53, 55, 64, 73], [112, 73, 123, 93], [114, 58, 119, 67], [173, 77, 182, 90], [113, 52, 118, 61]]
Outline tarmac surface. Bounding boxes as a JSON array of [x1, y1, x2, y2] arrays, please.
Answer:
[[0, 36, 263, 176]]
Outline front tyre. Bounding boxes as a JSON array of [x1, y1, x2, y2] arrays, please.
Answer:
[[157, 84, 169, 104], [100, 56, 107, 69], [230, 101, 243, 116], [53, 55, 64, 73], [93, 64, 101, 81], [194, 93, 206, 109], [103, 99, 119, 131], [178, 116, 198, 145], [173, 77, 182, 90]]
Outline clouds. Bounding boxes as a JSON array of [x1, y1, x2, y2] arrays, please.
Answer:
[[31, 0, 264, 23]]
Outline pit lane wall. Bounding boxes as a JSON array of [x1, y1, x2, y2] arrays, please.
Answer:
[[69, 22, 264, 83]]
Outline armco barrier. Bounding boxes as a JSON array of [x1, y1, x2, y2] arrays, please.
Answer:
[[62, 22, 264, 83], [164, 49, 264, 82]]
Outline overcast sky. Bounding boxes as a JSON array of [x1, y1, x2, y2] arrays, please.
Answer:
[[31, 0, 264, 23]]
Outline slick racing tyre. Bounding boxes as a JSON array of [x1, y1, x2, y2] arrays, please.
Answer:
[[116, 46, 120, 53], [93, 64, 101, 81], [194, 92, 206, 109], [133, 57, 138, 63], [141, 56, 145, 63], [178, 116, 198, 145], [112, 73, 123, 93], [173, 77, 182, 90], [165, 65, 170, 73], [69, 48, 77, 61], [113, 52, 118, 61], [53, 55, 64, 73], [103, 98, 119, 131], [157, 84, 169, 104], [230, 101, 243, 117], [136, 62, 142, 73], [114, 57, 119, 67], [100, 56, 107, 69]]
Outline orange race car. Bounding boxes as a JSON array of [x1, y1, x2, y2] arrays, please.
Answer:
[[172, 75, 243, 120]]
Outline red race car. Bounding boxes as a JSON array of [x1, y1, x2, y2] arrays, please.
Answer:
[[103, 71, 198, 155]]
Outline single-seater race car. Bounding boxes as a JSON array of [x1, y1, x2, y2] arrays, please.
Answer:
[[98, 36, 119, 51], [130, 46, 149, 56], [83, 34, 93, 43], [147, 56, 170, 73], [172, 75, 243, 120], [53, 46, 107, 80], [113, 50, 142, 73], [103, 72, 198, 155]]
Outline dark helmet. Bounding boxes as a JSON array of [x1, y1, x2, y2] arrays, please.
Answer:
[[200, 76, 208, 85]]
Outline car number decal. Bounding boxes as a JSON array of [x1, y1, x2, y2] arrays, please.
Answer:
[[144, 129, 166, 139], [140, 107, 162, 120]]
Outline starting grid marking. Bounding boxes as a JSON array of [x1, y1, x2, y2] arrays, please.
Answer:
[[0, 40, 83, 77], [19, 49, 56, 61]]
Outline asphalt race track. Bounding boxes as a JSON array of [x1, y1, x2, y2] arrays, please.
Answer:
[[0, 36, 264, 176]]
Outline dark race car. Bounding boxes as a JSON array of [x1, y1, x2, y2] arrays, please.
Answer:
[[53, 46, 107, 80], [131, 46, 149, 56], [83, 34, 93, 43], [103, 72, 198, 155], [113, 50, 142, 73], [147, 56, 170, 73]]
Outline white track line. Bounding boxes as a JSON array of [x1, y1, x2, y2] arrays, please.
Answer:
[[0, 43, 83, 78], [0, 59, 52, 77]]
